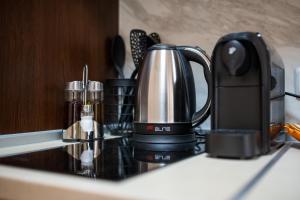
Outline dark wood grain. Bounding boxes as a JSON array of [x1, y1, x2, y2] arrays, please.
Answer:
[[0, 0, 118, 133]]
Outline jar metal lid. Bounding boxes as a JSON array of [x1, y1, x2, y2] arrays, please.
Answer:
[[88, 81, 103, 91], [65, 81, 83, 91]]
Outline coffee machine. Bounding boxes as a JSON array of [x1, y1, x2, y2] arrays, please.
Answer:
[[206, 32, 285, 158]]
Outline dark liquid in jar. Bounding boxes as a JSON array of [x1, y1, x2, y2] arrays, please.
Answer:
[[94, 101, 104, 136], [64, 101, 82, 129], [93, 102, 104, 124]]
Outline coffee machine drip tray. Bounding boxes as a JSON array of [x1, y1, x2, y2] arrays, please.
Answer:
[[206, 129, 261, 159], [0, 137, 204, 181]]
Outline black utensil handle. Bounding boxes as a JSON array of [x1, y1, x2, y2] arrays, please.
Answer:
[[149, 32, 161, 43], [178, 46, 212, 127], [146, 36, 155, 48], [130, 68, 138, 80], [111, 35, 126, 79]]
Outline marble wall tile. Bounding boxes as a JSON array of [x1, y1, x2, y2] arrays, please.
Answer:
[[119, 0, 300, 128]]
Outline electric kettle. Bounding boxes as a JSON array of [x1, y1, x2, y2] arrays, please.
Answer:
[[133, 44, 212, 144]]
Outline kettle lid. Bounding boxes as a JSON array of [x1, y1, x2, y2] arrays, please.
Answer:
[[148, 43, 176, 51]]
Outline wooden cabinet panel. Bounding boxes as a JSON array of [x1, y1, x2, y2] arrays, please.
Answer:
[[0, 0, 118, 133]]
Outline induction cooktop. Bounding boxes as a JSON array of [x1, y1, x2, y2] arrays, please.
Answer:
[[0, 136, 204, 181]]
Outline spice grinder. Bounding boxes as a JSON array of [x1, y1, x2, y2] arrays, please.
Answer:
[[63, 66, 104, 142]]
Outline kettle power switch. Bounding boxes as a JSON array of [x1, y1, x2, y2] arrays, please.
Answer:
[[221, 40, 248, 76]]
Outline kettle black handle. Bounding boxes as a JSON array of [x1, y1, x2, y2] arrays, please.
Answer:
[[178, 46, 212, 127]]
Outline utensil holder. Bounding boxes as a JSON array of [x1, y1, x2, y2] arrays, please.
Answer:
[[104, 79, 136, 135]]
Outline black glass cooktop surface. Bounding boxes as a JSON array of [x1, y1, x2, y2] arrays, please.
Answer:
[[0, 136, 204, 181]]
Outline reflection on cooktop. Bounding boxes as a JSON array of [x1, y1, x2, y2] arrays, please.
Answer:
[[0, 137, 204, 181]]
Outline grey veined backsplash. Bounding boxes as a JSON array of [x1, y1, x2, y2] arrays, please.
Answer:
[[119, 0, 300, 129]]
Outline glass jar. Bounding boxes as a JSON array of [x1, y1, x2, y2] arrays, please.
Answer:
[[87, 81, 104, 139], [64, 81, 83, 129], [88, 81, 104, 125]]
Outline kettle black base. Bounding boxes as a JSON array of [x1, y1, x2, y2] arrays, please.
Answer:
[[133, 122, 196, 144]]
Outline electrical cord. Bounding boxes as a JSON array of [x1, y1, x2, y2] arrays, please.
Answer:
[[285, 92, 300, 98]]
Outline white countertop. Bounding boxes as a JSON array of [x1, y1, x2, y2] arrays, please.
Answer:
[[244, 143, 300, 200], [0, 133, 299, 200]]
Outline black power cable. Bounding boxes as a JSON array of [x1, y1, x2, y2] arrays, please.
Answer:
[[285, 92, 300, 98]]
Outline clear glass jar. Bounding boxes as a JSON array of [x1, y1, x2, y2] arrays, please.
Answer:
[[64, 81, 83, 129], [88, 81, 104, 125]]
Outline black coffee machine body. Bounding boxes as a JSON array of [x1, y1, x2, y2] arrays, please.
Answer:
[[206, 32, 285, 158]]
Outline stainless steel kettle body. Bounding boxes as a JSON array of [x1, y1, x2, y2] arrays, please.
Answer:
[[133, 44, 211, 144]]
